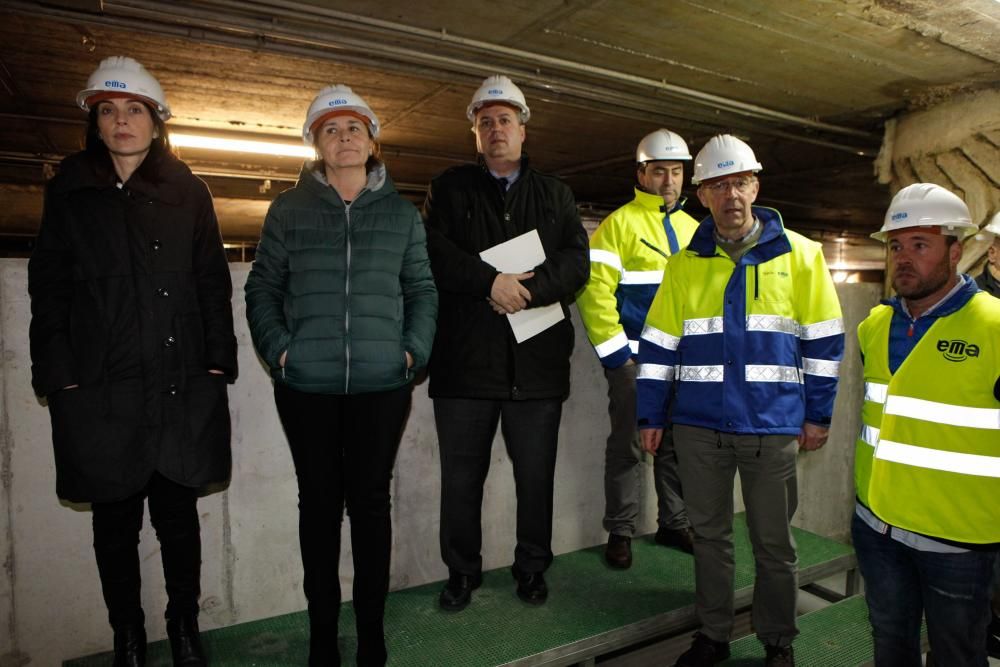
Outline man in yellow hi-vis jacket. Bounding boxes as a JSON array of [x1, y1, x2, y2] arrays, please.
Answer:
[[853, 183, 1000, 666], [576, 129, 700, 570], [637, 135, 844, 667]]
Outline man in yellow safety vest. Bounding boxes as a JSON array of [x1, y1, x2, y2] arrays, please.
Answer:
[[853, 183, 1000, 666]]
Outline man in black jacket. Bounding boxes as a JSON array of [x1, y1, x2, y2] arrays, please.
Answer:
[[424, 74, 589, 610]]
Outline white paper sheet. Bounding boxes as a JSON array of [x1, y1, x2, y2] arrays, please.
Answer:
[[479, 229, 565, 343]]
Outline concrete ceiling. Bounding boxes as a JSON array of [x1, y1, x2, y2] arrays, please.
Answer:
[[1, 0, 998, 270]]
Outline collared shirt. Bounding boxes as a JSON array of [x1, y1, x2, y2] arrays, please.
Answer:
[[489, 166, 520, 190]]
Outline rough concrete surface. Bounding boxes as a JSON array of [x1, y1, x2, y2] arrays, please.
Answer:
[[0, 261, 876, 665]]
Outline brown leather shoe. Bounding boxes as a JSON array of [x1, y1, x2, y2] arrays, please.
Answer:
[[604, 533, 632, 569], [655, 526, 695, 554]]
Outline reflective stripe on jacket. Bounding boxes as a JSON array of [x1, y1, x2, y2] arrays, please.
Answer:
[[637, 207, 844, 434], [856, 286, 1000, 543], [576, 189, 699, 368]]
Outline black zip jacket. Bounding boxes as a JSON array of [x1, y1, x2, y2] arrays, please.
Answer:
[[423, 158, 589, 400]]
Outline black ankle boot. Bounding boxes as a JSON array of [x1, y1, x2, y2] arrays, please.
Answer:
[[166, 614, 206, 666], [112, 624, 146, 667]]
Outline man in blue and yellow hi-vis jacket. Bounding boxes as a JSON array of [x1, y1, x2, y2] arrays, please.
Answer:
[[577, 129, 700, 570], [637, 135, 844, 667], [852, 183, 1000, 667]]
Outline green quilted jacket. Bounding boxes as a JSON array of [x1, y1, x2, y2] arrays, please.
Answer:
[[245, 162, 437, 394]]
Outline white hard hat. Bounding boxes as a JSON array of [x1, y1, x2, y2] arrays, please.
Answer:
[[636, 129, 692, 163], [77, 56, 171, 120], [302, 84, 380, 145], [466, 75, 530, 123], [872, 183, 977, 242], [983, 212, 1000, 237], [691, 134, 762, 184]]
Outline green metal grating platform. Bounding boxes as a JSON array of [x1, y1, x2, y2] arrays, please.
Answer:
[[66, 514, 855, 666], [727, 595, 873, 666]]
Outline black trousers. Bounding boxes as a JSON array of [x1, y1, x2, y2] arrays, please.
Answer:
[[435, 397, 562, 576], [92, 471, 201, 629], [274, 382, 412, 666]]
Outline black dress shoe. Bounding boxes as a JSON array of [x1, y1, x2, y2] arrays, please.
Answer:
[[655, 526, 695, 554], [112, 624, 146, 667], [988, 612, 1000, 659], [438, 571, 482, 611], [511, 567, 548, 605], [674, 632, 730, 666], [764, 644, 795, 667], [166, 614, 206, 666], [604, 533, 632, 569]]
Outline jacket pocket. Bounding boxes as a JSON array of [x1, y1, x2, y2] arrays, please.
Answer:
[[47, 379, 144, 501]]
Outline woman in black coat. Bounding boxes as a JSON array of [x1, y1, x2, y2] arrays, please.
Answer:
[[28, 56, 236, 667]]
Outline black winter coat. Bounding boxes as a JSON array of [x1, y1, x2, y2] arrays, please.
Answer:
[[423, 159, 589, 400], [28, 150, 237, 503]]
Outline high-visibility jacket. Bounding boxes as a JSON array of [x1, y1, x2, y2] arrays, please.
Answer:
[[637, 207, 844, 434], [576, 189, 699, 368], [855, 285, 1000, 544]]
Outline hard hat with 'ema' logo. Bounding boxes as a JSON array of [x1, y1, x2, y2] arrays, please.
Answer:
[[636, 129, 692, 163], [692, 134, 762, 184], [77, 56, 171, 120], [872, 183, 977, 242], [302, 84, 380, 145], [466, 75, 530, 123]]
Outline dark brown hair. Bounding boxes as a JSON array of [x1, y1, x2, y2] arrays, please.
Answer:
[[84, 99, 172, 182]]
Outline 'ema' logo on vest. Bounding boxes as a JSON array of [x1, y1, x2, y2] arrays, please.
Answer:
[[892, 212, 908, 221], [328, 99, 348, 107], [936, 339, 979, 362], [717, 160, 734, 168], [105, 80, 127, 89]]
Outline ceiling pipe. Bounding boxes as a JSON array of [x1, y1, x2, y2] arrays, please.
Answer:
[[176, 0, 877, 140], [8, 0, 879, 142], [5, 1, 878, 156]]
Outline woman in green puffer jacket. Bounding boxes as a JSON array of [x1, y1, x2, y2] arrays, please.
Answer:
[[244, 84, 437, 667]]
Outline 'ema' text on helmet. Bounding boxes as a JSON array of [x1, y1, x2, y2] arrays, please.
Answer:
[[488, 89, 503, 95], [105, 80, 128, 89], [891, 212, 908, 221], [717, 160, 734, 168], [328, 99, 349, 107]]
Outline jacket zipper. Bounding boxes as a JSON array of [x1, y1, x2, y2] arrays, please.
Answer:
[[344, 201, 353, 393], [640, 238, 669, 260]]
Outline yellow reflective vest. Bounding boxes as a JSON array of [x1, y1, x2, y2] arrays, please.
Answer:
[[576, 189, 698, 368], [856, 288, 1000, 543]]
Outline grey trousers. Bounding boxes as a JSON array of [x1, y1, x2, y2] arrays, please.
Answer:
[[603, 362, 688, 537], [673, 424, 799, 647]]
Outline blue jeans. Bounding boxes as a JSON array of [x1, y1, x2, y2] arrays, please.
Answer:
[[852, 513, 996, 667]]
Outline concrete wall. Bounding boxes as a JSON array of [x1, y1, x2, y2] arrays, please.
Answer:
[[874, 88, 1000, 275], [0, 260, 878, 665]]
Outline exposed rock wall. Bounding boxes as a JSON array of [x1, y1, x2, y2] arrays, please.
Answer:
[[874, 88, 1000, 273]]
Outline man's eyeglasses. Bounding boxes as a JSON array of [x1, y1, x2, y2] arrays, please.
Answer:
[[702, 177, 756, 194]]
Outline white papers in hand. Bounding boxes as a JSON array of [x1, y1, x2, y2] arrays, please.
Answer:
[[479, 229, 565, 343]]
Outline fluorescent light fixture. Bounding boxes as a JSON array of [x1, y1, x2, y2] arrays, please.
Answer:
[[171, 133, 314, 159]]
